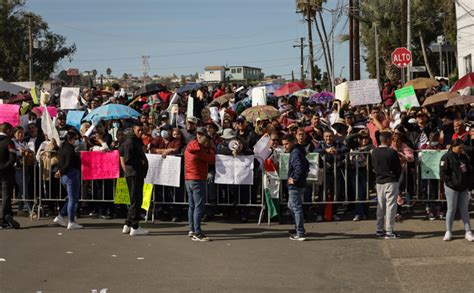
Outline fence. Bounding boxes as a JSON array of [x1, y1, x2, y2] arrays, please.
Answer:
[[6, 150, 471, 224]]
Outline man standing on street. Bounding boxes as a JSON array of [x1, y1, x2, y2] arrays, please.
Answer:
[[282, 134, 309, 241], [0, 123, 20, 229], [184, 127, 215, 241], [119, 123, 149, 236], [372, 131, 402, 239]]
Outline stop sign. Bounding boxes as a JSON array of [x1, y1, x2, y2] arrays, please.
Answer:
[[391, 47, 412, 68]]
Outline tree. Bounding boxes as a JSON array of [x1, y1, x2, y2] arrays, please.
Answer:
[[106, 67, 112, 77], [0, 0, 76, 82]]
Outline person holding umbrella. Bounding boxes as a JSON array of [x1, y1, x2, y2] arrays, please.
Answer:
[[439, 139, 473, 242]]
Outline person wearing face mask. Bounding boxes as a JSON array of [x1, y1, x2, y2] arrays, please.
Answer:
[[53, 132, 83, 230], [149, 125, 183, 157], [439, 139, 473, 242]]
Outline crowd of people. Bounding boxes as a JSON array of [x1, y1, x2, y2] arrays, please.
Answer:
[[0, 79, 473, 242]]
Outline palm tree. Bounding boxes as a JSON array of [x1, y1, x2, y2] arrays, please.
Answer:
[[106, 68, 112, 77]]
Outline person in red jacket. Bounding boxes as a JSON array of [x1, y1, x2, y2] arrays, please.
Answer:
[[184, 127, 215, 241]]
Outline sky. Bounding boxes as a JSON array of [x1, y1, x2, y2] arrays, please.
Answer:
[[24, 0, 367, 80]]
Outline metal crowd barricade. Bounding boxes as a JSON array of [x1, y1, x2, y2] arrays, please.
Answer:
[[10, 156, 39, 219]]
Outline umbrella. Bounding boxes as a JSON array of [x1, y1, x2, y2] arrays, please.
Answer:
[[208, 93, 235, 107], [83, 104, 141, 123], [308, 91, 335, 104], [8, 93, 32, 104], [133, 83, 167, 98], [0, 80, 27, 95], [445, 95, 474, 107], [274, 82, 306, 97], [450, 72, 474, 93], [422, 92, 458, 107], [241, 105, 280, 124], [177, 83, 203, 94], [404, 78, 439, 90], [292, 89, 316, 98]]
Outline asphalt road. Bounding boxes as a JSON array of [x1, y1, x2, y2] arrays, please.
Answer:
[[1, 215, 474, 293]]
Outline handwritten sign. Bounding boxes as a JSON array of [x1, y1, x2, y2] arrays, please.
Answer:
[[420, 150, 447, 179], [347, 79, 381, 106], [144, 154, 182, 187], [141, 183, 154, 211], [279, 153, 319, 181], [66, 110, 85, 131], [395, 86, 420, 110], [81, 150, 120, 180], [335, 82, 349, 102], [251, 86, 266, 107], [114, 178, 130, 205], [60, 87, 81, 109], [215, 155, 254, 185], [0, 104, 20, 126], [32, 106, 57, 118]]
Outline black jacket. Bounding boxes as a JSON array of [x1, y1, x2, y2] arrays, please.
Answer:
[[440, 151, 471, 192], [0, 135, 16, 178], [119, 136, 148, 178], [236, 126, 258, 155], [371, 146, 402, 184], [58, 142, 81, 174], [315, 140, 349, 169], [288, 144, 309, 188]]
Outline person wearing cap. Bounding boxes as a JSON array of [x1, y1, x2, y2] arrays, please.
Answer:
[[56, 111, 72, 142], [235, 115, 257, 154], [205, 120, 221, 147], [304, 114, 326, 142], [184, 127, 215, 241], [405, 110, 431, 149], [182, 116, 198, 144], [439, 139, 473, 242]]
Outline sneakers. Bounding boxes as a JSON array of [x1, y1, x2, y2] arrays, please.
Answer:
[[443, 231, 452, 241], [465, 231, 474, 242], [333, 215, 341, 221], [67, 222, 83, 230], [53, 215, 67, 227], [316, 215, 323, 222], [376, 231, 385, 238], [192, 233, 211, 242], [188, 231, 195, 237], [385, 232, 401, 239], [289, 235, 307, 241], [4, 215, 20, 229], [122, 225, 131, 234], [427, 212, 436, 221], [353, 215, 361, 222], [130, 227, 149, 236]]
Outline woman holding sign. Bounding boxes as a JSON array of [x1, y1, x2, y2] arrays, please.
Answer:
[[439, 139, 473, 242], [53, 131, 83, 230]]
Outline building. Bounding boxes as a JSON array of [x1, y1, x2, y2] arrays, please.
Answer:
[[226, 66, 263, 82], [456, 1, 473, 80], [203, 66, 226, 83]]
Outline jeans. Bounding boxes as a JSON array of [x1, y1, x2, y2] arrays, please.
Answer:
[[15, 168, 32, 212], [288, 186, 305, 236], [376, 182, 399, 233], [444, 185, 472, 232], [185, 180, 206, 235], [351, 168, 368, 217], [125, 176, 144, 229], [59, 168, 80, 223]]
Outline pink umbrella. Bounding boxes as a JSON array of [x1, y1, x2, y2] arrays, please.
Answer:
[[450, 72, 474, 93], [274, 82, 306, 97]]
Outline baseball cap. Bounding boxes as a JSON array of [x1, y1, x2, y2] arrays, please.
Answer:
[[187, 116, 198, 124], [236, 115, 246, 123], [196, 127, 212, 139]]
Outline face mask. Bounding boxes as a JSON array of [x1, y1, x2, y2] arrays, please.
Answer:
[[430, 141, 439, 146], [29, 119, 36, 124], [160, 130, 170, 139], [73, 140, 80, 147], [112, 122, 120, 128]]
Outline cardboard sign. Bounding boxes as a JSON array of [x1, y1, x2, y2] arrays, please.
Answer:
[[335, 82, 349, 102], [347, 79, 381, 106]]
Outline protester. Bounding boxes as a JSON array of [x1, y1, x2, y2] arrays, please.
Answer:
[[119, 123, 149, 236], [53, 131, 83, 229], [372, 131, 402, 239], [184, 127, 215, 241], [439, 139, 473, 242], [282, 134, 309, 241]]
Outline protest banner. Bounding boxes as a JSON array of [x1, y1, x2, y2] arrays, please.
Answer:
[[60, 87, 81, 109], [33, 106, 57, 118], [215, 155, 254, 185], [347, 79, 381, 106], [81, 150, 120, 180], [420, 150, 447, 179], [395, 85, 420, 110], [253, 135, 271, 163], [187, 96, 194, 118], [279, 153, 319, 180], [251, 86, 266, 107], [0, 104, 20, 126], [144, 154, 181, 187], [141, 183, 154, 211], [66, 110, 85, 131], [335, 82, 349, 102], [114, 178, 130, 205], [30, 87, 38, 104]]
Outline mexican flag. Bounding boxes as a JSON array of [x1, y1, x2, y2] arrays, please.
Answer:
[[263, 158, 280, 219]]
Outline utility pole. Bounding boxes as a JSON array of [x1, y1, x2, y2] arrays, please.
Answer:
[[353, 0, 360, 80], [27, 14, 33, 82], [291, 70, 295, 82], [406, 0, 411, 81], [293, 37, 306, 82], [349, 0, 354, 80], [375, 24, 380, 86], [142, 55, 150, 85], [306, 12, 316, 89]]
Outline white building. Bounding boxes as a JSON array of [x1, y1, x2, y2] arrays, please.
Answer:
[[203, 66, 226, 83], [456, 0, 474, 78]]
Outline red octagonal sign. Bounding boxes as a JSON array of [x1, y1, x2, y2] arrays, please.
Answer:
[[391, 47, 412, 68]]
